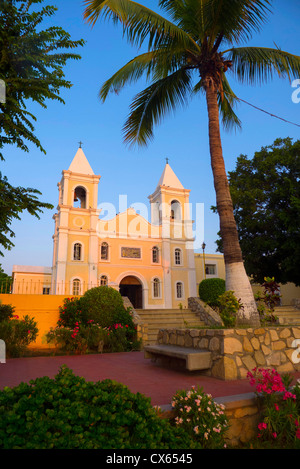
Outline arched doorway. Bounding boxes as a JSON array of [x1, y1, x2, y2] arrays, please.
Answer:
[[119, 276, 143, 309]]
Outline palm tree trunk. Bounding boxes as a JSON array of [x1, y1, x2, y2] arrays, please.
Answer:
[[204, 78, 260, 327]]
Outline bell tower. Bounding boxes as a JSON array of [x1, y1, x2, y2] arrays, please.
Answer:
[[51, 146, 101, 295], [148, 160, 197, 307]]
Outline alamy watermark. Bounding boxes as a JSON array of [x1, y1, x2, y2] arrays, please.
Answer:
[[94, 195, 205, 250], [291, 79, 300, 103], [292, 339, 300, 364], [0, 80, 5, 104], [0, 340, 5, 364]]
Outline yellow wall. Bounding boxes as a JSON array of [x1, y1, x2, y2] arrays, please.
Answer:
[[251, 283, 300, 306], [0, 294, 68, 349], [194, 253, 226, 287], [12, 273, 52, 295]]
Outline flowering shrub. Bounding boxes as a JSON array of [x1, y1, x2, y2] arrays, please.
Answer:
[[57, 297, 87, 328], [0, 366, 201, 449], [247, 367, 300, 448], [0, 313, 38, 357], [46, 290, 141, 355], [105, 322, 140, 352], [171, 385, 229, 449], [46, 321, 108, 354], [46, 319, 140, 355], [80, 286, 125, 328]]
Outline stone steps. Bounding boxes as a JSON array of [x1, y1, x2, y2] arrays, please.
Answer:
[[135, 308, 205, 345], [274, 306, 300, 325]]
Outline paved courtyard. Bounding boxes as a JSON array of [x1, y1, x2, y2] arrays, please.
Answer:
[[1, 351, 300, 406]]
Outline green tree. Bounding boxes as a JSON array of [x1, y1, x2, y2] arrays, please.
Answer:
[[0, 0, 84, 255], [0, 264, 12, 293], [84, 0, 300, 325], [0, 173, 53, 256], [217, 137, 300, 286], [0, 0, 85, 159]]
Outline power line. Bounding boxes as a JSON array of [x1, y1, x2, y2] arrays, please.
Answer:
[[225, 91, 300, 129]]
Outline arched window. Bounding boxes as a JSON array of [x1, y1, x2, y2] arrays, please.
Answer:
[[175, 248, 182, 265], [72, 278, 81, 296], [73, 243, 82, 261], [152, 246, 159, 263], [170, 200, 181, 220], [100, 275, 108, 286], [73, 186, 87, 209], [101, 242, 109, 260], [176, 281, 183, 299], [153, 278, 161, 298]]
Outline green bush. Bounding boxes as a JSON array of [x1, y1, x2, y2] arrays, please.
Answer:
[[218, 291, 242, 328], [80, 286, 125, 328], [198, 278, 226, 307], [47, 290, 141, 354], [58, 296, 87, 328], [46, 323, 107, 354], [0, 314, 38, 358], [0, 366, 202, 449], [0, 303, 15, 322]]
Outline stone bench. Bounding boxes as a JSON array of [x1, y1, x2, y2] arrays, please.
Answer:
[[144, 344, 212, 371]]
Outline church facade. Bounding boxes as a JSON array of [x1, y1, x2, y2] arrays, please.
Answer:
[[12, 147, 204, 309], [11, 146, 300, 307]]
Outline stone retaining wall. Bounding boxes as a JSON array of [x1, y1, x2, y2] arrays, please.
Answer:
[[188, 297, 223, 326], [157, 326, 300, 380], [122, 296, 148, 345], [159, 392, 261, 447]]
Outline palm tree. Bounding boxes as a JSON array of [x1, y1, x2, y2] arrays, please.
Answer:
[[83, 0, 300, 326]]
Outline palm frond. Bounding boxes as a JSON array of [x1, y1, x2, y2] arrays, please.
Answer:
[[219, 75, 242, 130], [226, 46, 300, 84], [83, 0, 198, 51], [100, 52, 157, 101], [193, 76, 242, 130], [159, 0, 208, 41], [122, 68, 193, 146], [201, 0, 272, 47], [100, 45, 192, 101]]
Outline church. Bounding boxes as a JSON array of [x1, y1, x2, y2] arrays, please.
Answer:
[[10, 146, 300, 309], [12, 146, 224, 309]]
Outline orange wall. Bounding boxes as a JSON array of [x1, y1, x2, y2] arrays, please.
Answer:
[[0, 294, 71, 349]]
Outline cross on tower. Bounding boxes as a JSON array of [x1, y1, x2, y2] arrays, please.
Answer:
[[166, 157, 169, 164], [78, 141, 83, 148]]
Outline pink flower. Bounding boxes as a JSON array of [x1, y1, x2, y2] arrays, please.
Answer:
[[283, 392, 296, 401], [274, 403, 279, 411], [272, 432, 277, 439], [258, 422, 267, 431]]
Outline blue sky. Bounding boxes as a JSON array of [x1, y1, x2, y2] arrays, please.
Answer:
[[1, 0, 300, 275]]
